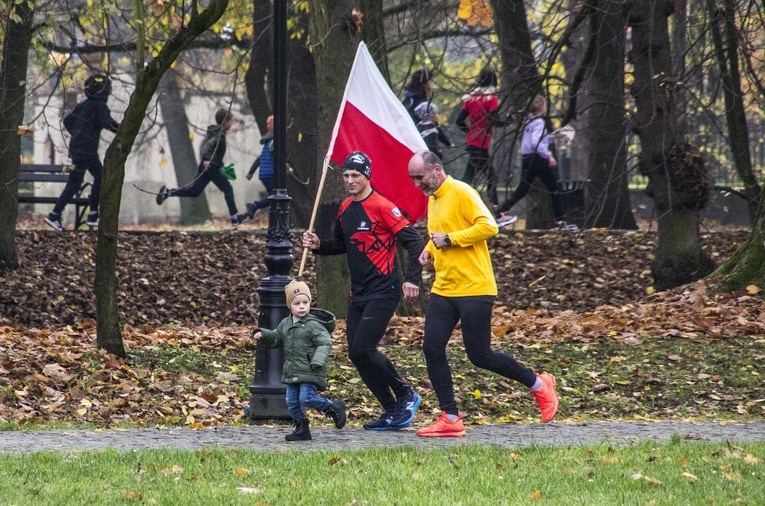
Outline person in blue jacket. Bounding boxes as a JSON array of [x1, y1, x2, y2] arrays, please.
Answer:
[[45, 74, 120, 230], [244, 115, 274, 218]]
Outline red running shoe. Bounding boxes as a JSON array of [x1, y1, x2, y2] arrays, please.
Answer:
[[531, 373, 559, 422], [416, 412, 466, 438]]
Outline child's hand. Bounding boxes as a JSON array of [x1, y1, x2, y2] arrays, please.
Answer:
[[245, 173, 253, 181], [251, 330, 262, 340]]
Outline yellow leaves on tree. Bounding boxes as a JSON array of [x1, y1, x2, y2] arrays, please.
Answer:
[[458, 0, 493, 27]]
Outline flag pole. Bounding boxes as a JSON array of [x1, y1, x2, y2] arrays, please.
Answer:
[[298, 154, 331, 276]]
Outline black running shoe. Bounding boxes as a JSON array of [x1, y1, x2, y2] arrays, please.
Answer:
[[156, 186, 168, 205], [363, 412, 396, 431]]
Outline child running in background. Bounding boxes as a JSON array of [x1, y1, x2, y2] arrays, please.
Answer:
[[45, 74, 120, 230], [495, 95, 574, 230], [252, 280, 346, 442], [155, 107, 249, 226], [414, 102, 454, 160]]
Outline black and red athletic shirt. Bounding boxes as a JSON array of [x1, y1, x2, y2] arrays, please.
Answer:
[[315, 190, 423, 302]]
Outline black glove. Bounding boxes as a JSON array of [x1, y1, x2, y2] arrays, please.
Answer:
[[310, 364, 322, 372]]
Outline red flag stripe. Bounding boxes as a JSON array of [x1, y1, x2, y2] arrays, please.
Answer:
[[331, 102, 428, 222]]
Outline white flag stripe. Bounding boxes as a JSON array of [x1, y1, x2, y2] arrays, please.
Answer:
[[342, 43, 426, 152]]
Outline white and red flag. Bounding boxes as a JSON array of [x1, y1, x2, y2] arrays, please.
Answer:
[[326, 42, 429, 222]]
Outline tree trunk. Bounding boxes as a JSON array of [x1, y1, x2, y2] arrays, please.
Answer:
[[672, 0, 688, 137], [711, 189, 765, 292], [491, 0, 542, 108], [360, 0, 389, 82], [158, 68, 212, 225], [308, 0, 358, 317], [491, 0, 550, 229], [357, 0, 424, 315], [708, 0, 761, 223], [95, 0, 230, 357], [580, 0, 637, 229], [285, 13, 319, 229], [0, 1, 34, 271], [627, 0, 712, 290], [245, 0, 273, 132]]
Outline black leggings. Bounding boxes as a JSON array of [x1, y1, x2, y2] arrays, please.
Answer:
[[346, 297, 410, 412], [460, 146, 498, 206], [498, 154, 563, 220], [422, 294, 536, 415], [52, 152, 102, 216], [168, 163, 239, 216]]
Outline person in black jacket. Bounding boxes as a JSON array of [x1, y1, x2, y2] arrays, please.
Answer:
[[414, 102, 454, 160], [155, 107, 248, 225], [45, 74, 120, 230], [402, 69, 433, 123]]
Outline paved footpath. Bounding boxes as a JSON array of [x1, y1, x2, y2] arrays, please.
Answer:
[[2, 420, 765, 454]]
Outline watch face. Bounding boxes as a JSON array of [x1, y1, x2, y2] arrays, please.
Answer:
[[444, 236, 451, 246]]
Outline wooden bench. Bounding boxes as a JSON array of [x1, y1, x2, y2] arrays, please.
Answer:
[[17, 164, 91, 230]]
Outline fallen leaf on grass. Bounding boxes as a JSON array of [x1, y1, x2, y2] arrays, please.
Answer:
[[631, 473, 661, 485], [681, 472, 698, 482], [237, 487, 261, 494]]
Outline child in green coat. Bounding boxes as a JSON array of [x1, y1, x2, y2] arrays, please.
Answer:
[[253, 280, 346, 441]]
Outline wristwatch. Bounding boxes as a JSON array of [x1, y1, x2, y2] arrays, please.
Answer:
[[443, 235, 452, 247]]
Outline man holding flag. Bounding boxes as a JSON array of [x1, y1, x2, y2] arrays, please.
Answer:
[[300, 42, 434, 429], [302, 152, 424, 430]]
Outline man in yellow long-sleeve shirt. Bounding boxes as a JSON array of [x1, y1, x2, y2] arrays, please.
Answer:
[[407, 150, 559, 437]]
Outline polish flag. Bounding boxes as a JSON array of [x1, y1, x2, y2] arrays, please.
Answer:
[[327, 42, 429, 222]]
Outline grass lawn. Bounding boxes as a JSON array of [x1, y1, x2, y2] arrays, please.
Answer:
[[0, 439, 763, 505]]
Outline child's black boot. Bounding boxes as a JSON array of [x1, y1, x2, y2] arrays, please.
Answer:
[[325, 400, 346, 429], [285, 419, 311, 441]]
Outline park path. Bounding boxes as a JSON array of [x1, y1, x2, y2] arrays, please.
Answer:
[[2, 420, 765, 454]]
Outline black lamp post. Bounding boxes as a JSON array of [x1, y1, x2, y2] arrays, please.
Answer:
[[248, 0, 292, 420]]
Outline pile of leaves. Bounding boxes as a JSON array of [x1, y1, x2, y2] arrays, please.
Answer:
[[0, 229, 750, 327], [1, 228, 763, 428]]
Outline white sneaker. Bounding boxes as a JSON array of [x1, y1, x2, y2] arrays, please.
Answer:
[[555, 220, 579, 232], [45, 215, 63, 231], [86, 213, 99, 227], [496, 214, 518, 227]]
